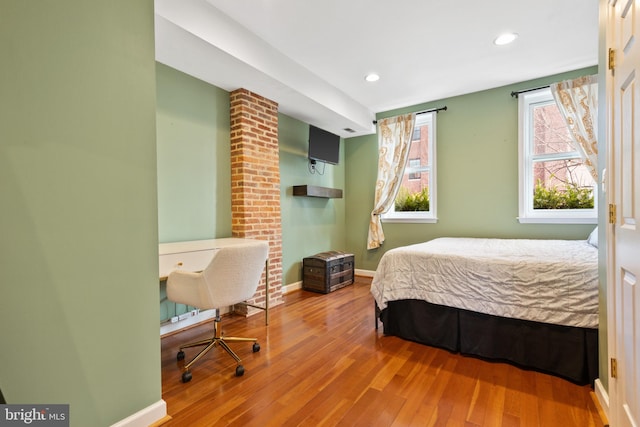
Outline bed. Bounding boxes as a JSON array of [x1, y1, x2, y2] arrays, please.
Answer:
[[371, 235, 599, 385]]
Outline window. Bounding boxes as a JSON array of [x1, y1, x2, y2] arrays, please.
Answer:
[[382, 112, 437, 223], [518, 88, 597, 223]]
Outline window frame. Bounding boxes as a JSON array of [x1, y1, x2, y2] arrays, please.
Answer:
[[517, 88, 597, 224], [382, 112, 437, 224]]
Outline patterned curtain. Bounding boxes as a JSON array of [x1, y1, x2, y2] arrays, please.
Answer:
[[367, 113, 416, 250], [550, 75, 598, 181]]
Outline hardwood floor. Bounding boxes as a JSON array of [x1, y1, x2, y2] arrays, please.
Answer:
[[161, 277, 605, 426]]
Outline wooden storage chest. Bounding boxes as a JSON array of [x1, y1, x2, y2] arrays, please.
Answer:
[[302, 251, 355, 294]]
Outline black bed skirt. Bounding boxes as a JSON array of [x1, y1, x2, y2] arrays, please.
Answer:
[[379, 299, 598, 385]]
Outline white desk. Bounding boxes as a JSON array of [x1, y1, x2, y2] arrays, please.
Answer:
[[159, 238, 270, 332], [159, 238, 259, 280]]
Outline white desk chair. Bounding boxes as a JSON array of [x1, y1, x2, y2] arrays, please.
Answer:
[[166, 239, 269, 382]]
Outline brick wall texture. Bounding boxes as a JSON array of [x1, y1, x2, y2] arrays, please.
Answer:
[[229, 88, 283, 315]]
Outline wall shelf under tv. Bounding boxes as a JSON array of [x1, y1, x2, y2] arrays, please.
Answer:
[[292, 185, 343, 199]]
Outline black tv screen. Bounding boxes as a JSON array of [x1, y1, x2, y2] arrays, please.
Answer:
[[308, 125, 340, 165]]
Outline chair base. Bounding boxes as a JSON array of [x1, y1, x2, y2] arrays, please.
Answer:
[[176, 315, 260, 382]]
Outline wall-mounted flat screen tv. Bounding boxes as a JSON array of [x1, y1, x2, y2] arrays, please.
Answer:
[[308, 125, 340, 165]]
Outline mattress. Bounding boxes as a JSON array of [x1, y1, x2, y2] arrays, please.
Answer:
[[371, 237, 599, 328]]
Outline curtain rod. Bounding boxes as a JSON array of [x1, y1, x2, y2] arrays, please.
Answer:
[[510, 85, 550, 98], [373, 106, 447, 125]]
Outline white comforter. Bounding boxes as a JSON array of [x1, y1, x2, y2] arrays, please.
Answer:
[[371, 237, 599, 328]]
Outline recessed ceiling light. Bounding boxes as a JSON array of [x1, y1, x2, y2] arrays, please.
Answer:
[[365, 73, 380, 82], [494, 32, 518, 46]]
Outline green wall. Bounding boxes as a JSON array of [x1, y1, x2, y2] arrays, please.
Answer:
[[279, 114, 347, 284], [155, 66, 347, 287], [345, 66, 598, 271], [0, 1, 161, 426], [156, 63, 232, 243]]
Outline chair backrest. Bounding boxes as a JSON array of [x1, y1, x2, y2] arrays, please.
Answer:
[[167, 239, 269, 309], [200, 239, 269, 308]]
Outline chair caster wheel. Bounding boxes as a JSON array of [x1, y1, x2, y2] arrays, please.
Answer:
[[253, 342, 260, 352], [235, 365, 245, 377], [181, 371, 192, 383], [177, 350, 185, 361]]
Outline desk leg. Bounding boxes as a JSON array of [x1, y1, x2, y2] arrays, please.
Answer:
[[237, 259, 269, 326], [265, 259, 269, 325]]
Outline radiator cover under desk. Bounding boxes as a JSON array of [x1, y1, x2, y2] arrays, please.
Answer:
[[302, 251, 354, 294]]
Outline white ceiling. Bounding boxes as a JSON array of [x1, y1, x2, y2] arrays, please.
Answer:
[[155, 0, 599, 138]]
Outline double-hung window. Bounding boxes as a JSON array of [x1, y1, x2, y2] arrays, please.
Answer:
[[518, 88, 597, 223], [382, 112, 437, 223]]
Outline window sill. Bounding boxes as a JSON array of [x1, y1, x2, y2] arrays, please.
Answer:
[[381, 216, 438, 224], [517, 216, 598, 224]]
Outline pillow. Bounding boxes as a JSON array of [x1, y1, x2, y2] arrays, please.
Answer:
[[587, 226, 598, 248]]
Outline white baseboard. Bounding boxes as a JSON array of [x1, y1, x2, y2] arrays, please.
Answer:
[[593, 378, 609, 421], [282, 281, 302, 294], [283, 270, 374, 295], [355, 269, 375, 277], [160, 309, 217, 337], [110, 399, 167, 427]]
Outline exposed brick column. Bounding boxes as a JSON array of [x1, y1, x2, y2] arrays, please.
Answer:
[[229, 88, 283, 315]]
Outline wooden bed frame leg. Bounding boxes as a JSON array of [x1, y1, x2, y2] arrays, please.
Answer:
[[374, 301, 379, 330]]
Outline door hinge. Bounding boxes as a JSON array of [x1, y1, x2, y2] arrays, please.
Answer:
[[611, 357, 618, 379], [609, 48, 616, 70], [609, 203, 617, 224]]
